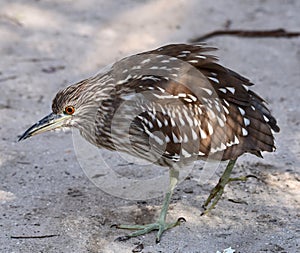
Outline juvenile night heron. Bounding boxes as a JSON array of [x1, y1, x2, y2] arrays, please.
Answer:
[[19, 44, 279, 242]]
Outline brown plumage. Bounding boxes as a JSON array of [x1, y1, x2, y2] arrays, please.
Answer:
[[50, 44, 279, 165], [19, 43, 280, 242]]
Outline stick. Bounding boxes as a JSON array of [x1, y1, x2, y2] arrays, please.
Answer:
[[11, 234, 59, 239], [189, 28, 300, 42]]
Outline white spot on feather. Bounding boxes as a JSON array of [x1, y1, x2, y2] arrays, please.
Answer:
[[226, 135, 240, 147], [132, 65, 141, 70], [178, 93, 187, 98], [198, 106, 203, 114], [147, 111, 156, 121], [159, 66, 167, 70], [207, 108, 216, 119], [141, 58, 150, 64], [188, 94, 197, 102], [263, 115, 269, 122], [215, 102, 221, 112], [227, 87, 235, 94], [178, 115, 185, 126], [165, 135, 170, 143], [220, 142, 226, 150], [208, 77, 220, 84], [193, 117, 198, 126], [158, 104, 166, 115], [242, 84, 249, 91], [202, 87, 213, 96], [157, 86, 165, 93], [210, 143, 227, 153], [141, 76, 160, 82], [181, 149, 192, 158], [242, 128, 248, 136], [183, 110, 193, 126], [164, 118, 168, 126], [217, 116, 225, 127], [191, 129, 198, 141], [183, 133, 188, 143], [195, 55, 206, 59], [211, 143, 227, 153], [238, 107, 245, 116], [184, 98, 193, 103], [156, 118, 163, 128], [207, 122, 214, 135], [153, 135, 164, 145], [243, 118, 250, 126], [116, 74, 132, 84], [152, 94, 175, 99], [219, 88, 227, 93], [170, 118, 176, 127], [172, 132, 180, 143], [233, 135, 240, 145], [223, 105, 229, 114], [199, 128, 207, 139], [223, 99, 230, 107]]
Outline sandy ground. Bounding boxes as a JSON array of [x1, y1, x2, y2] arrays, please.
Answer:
[[0, 0, 300, 252]]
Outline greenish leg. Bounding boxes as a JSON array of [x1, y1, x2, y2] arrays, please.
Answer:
[[202, 158, 258, 215], [114, 167, 185, 243], [202, 159, 237, 215]]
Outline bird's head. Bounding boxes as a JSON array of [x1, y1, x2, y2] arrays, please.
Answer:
[[19, 79, 93, 141]]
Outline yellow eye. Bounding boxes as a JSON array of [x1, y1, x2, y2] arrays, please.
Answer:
[[65, 106, 75, 115]]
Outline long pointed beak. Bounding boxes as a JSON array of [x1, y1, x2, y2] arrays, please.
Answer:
[[18, 112, 71, 141]]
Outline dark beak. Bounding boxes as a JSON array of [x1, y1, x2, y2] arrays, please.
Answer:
[[18, 112, 71, 141]]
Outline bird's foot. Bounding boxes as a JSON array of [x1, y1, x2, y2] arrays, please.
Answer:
[[201, 179, 225, 216], [201, 174, 257, 215], [112, 217, 186, 243]]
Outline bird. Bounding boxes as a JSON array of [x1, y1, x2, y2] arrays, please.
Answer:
[[19, 43, 280, 242]]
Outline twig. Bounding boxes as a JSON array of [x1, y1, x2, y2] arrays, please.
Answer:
[[17, 161, 31, 165], [11, 234, 59, 239], [189, 28, 300, 42]]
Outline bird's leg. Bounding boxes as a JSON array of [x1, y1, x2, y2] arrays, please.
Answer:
[[201, 158, 257, 215], [114, 167, 185, 243], [202, 158, 237, 215]]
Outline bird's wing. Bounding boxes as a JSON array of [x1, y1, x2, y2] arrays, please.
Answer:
[[111, 44, 279, 162]]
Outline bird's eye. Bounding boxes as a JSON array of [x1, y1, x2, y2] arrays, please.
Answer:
[[64, 106, 75, 115]]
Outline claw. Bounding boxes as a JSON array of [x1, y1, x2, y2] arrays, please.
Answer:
[[202, 159, 238, 214], [114, 235, 130, 241], [111, 167, 180, 242], [245, 174, 258, 180], [177, 217, 186, 223], [110, 224, 119, 229]]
